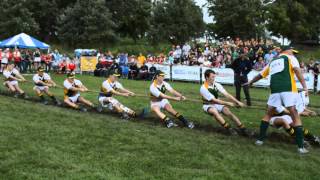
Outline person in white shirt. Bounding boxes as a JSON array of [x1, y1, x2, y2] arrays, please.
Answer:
[[33, 67, 60, 105], [97, 70, 137, 119], [3, 63, 28, 98], [150, 70, 194, 129], [200, 69, 248, 135], [1, 48, 10, 72], [63, 72, 94, 111]]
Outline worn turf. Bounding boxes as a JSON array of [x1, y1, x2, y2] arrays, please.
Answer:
[[0, 74, 319, 179]]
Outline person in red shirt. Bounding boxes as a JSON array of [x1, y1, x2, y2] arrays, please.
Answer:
[[44, 53, 52, 72], [59, 59, 67, 74], [13, 49, 22, 71], [68, 60, 76, 72]]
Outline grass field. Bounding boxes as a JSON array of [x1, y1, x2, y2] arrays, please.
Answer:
[[0, 74, 320, 179]]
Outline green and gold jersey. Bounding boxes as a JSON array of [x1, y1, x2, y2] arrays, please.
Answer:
[[260, 53, 300, 93]]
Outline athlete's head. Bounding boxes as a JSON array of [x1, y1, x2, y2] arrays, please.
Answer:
[[37, 66, 45, 76], [6, 63, 14, 71], [204, 69, 216, 83], [281, 46, 299, 55], [67, 72, 75, 83], [108, 69, 121, 82], [154, 70, 165, 83]]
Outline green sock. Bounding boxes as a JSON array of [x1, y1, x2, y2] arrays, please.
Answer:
[[295, 126, 304, 148], [39, 95, 45, 101], [175, 113, 188, 125], [258, 121, 269, 141]]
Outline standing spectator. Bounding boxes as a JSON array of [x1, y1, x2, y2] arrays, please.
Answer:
[[137, 53, 146, 68], [33, 49, 41, 71], [264, 49, 274, 64], [1, 48, 10, 72], [13, 48, 22, 71], [253, 57, 266, 71], [173, 45, 182, 64], [119, 53, 128, 66], [231, 54, 252, 106], [44, 53, 52, 72]]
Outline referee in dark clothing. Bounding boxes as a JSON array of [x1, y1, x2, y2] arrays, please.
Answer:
[[231, 54, 252, 106]]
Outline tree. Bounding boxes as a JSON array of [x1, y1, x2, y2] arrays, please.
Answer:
[[105, 0, 152, 42], [207, 0, 265, 39], [0, 0, 39, 39], [149, 0, 205, 44], [57, 0, 117, 46], [267, 0, 320, 43]]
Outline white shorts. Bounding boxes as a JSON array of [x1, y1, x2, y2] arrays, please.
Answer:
[[269, 115, 293, 128], [203, 104, 225, 113], [33, 86, 49, 91], [267, 92, 298, 108], [34, 57, 41, 62], [4, 80, 18, 86], [150, 99, 170, 109], [67, 94, 80, 103], [98, 96, 120, 110], [1, 59, 8, 64]]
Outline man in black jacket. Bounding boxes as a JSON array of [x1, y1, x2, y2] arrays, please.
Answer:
[[231, 54, 252, 106]]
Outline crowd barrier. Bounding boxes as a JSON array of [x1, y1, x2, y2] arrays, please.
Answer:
[[146, 63, 318, 91]]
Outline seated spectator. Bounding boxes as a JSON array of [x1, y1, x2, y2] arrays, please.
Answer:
[[203, 57, 212, 67], [253, 57, 266, 71], [197, 54, 205, 65], [93, 61, 107, 77], [128, 61, 138, 79], [138, 62, 149, 80], [59, 59, 67, 74], [68, 60, 76, 72], [149, 64, 157, 80]]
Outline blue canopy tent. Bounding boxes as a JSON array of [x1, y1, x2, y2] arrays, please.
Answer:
[[0, 33, 50, 49]]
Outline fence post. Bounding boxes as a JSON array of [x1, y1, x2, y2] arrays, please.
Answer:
[[170, 64, 173, 82], [200, 67, 202, 84]]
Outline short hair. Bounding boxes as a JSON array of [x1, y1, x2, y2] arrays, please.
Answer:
[[204, 69, 216, 79]]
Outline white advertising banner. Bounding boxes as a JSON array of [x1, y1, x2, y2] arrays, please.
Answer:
[[295, 73, 314, 90], [172, 65, 201, 81], [248, 70, 270, 87], [146, 63, 171, 79], [202, 67, 234, 85], [145, 64, 316, 90]]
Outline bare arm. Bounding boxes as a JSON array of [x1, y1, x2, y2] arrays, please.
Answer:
[[222, 91, 245, 107], [168, 89, 185, 100], [159, 93, 180, 101], [119, 88, 135, 96], [293, 67, 308, 95]]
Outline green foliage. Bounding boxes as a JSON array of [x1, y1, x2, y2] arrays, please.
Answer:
[[0, 0, 39, 39], [149, 0, 205, 44], [106, 0, 152, 41], [207, 0, 265, 39], [267, 0, 320, 43], [57, 0, 117, 47]]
